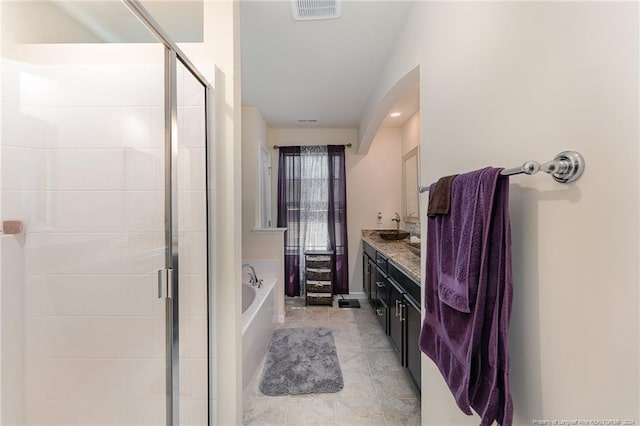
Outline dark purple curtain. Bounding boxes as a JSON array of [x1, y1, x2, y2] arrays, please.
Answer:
[[327, 145, 349, 294], [277, 145, 349, 296], [277, 147, 301, 297]]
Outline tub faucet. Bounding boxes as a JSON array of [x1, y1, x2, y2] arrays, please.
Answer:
[[242, 264, 263, 288], [392, 212, 401, 231]]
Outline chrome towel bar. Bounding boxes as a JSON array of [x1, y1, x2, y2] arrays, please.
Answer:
[[419, 150, 585, 193]]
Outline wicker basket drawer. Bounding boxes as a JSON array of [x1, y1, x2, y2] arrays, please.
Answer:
[[306, 258, 332, 269], [306, 268, 332, 281], [306, 280, 332, 293], [306, 293, 333, 305]]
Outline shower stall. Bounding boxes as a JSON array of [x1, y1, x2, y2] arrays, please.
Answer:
[[0, 1, 213, 424]]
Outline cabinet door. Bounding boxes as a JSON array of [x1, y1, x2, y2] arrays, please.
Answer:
[[404, 296, 422, 392], [388, 279, 403, 354], [375, 295, 389, 334], [363, 254, 371, 298], [367, 257, 377, 305]]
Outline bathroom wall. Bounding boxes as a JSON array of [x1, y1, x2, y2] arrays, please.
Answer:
[[269, 127, 403, 296], [346, 128, 403, 294], [180, 2, 242, 423], [401, 111, 419, 156], [0, 57, 27, 426], [361, 2, 639, 423], [0, 235, 25, 426], [241, 105, 285, 321]]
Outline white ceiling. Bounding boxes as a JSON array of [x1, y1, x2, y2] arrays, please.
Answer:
[[240, 1, 414, 129]]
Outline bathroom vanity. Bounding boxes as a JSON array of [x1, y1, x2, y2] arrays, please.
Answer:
[[362, 230, 421, 392]]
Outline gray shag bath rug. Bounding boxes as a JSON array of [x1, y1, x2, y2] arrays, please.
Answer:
[[259, 327, 344, 396]]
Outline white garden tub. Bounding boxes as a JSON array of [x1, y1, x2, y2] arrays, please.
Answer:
[[241, 271, 276, 401]]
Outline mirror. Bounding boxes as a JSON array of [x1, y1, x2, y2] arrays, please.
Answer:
[[403, 147, 420, 223]]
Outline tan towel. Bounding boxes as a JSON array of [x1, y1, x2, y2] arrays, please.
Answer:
[[427, 175, 457, 217]]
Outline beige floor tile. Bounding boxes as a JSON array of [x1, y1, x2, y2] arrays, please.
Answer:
[[304, 309, 329, 321], [380, 395, 421, 426], [367, 350, 403, 374], [338, 370, 379, 403], [276, 320, 304, 329], [301, 319, 331, 329], [372, 370, 419, 400], [285, 309, 304, 321], [334, 399, 386, 426], [243, 396, 288, 426], [361, 332, 396, 352], [285, 397, 336, 425], [336, 349, 370, 376]]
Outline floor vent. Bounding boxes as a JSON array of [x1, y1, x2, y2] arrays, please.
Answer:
[[290, 0, 341, 21]]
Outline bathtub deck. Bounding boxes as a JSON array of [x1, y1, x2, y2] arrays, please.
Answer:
[[243, 297, 421, 425]]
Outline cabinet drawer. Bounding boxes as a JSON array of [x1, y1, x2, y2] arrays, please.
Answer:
[[363, 241, 376, 259], [306, 268, 332, 281], [306, 280, 332, 293], [375, 252, 388, 273], [306, 258, 332, 269], [306, 293, 333, 305]]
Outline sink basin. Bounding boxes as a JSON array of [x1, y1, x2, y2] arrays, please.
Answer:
[[405, 242, 421, 256], [378, 229, 410, 240]]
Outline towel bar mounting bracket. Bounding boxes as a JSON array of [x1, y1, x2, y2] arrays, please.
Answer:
[[548, 150, 585, 183]]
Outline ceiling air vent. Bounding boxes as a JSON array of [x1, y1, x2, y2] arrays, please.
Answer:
[[290, 0, 341, 21], [296, 118, 319, 125]]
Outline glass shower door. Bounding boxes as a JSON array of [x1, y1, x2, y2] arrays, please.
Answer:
[[1, 3, 167, 425], [1, 51, 170, 425], [1, 2, 213, 425]]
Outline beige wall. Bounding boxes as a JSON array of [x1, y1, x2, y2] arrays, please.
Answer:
[[189, 2, 243, 424], [242, 106, 285, 320], [347, 128, 404, 293], [362, 2, 639, 423], [401, 111, 420, 156]]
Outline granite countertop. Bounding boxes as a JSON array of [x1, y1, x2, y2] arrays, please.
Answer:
[[361, 229, 422, 282]]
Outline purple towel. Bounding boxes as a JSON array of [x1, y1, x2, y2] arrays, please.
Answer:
[[419, 167, 513, 426]]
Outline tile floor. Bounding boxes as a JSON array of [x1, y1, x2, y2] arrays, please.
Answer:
[[243, 297, 421, 426]]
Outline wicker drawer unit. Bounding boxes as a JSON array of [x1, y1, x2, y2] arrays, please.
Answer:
[[305, 251, 334, 306]]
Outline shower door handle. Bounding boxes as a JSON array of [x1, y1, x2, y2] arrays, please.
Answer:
[[157, 269, 174, 299]]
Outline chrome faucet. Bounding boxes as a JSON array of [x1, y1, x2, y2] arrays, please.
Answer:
[[392, 212, 401, 231], [242, 263, 263, 288]]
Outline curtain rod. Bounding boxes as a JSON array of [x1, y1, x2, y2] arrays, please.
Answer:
[[272, 143, 352, 150]]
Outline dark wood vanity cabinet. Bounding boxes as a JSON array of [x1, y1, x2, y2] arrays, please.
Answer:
[[388, 279, 403, 353], [362, 240, 422, 393], [404, 295, 422, 390]]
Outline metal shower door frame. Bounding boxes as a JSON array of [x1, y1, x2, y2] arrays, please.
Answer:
[[120, 1, 213, 425]]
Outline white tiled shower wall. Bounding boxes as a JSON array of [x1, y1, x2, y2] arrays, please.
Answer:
[[0, 58, 210, 425]]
